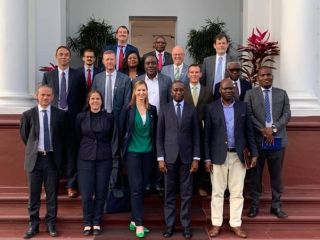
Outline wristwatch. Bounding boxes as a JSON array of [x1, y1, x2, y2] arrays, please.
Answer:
[[271, 124, 278, 135]]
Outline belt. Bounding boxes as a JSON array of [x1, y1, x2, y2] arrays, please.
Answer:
[[38, 151, 53, 157], [227, 148, 237, 152]]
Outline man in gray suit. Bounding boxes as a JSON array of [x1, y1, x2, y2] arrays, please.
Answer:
[[92, 50, 132, 120], [161, 45, 189, 83], [201, 33, 236, 95], [244, 66, 291, 219], [157, 80, 200, 239], [20, 85, 66, 238]]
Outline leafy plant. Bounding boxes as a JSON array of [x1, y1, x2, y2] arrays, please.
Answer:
[[238, 28, 280, 83], [67, 17, 116, 66], [186, 18, 230, 64]]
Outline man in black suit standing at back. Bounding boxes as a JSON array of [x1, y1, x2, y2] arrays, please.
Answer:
[[20, 85, 66, 238], [213, 61, 252, 101], [157, 80, 200, 239], [42, 45, 87, 198]]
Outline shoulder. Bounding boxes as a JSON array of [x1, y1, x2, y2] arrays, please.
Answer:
[[203, 55, 215, 63], [161, 64, 172, 72], [117, 71, 130, 81], [240, 79, 252, 87], [158, 73, 171, 83], [127, 44, 138, 51], [94, 71, 105, 79]]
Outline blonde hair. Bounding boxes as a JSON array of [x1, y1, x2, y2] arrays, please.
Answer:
[[129, 80, 150, 109]]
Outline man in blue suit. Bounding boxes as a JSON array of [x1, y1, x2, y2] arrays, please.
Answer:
[[161, 45, 189, 83], [92, 50, 132, 121], [104, 26, 139, 72], [157, 80, 200, 239]]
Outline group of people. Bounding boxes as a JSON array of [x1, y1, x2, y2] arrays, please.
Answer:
[[19, 25, 291, 239]]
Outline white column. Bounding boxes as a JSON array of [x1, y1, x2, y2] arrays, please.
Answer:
[[0, 0, 34, 113], [280, 0, 320, 116]]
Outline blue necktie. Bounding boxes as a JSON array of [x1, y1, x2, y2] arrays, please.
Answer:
[[176, 103, 182, 127], [60, 71, 67, 109], [214, 56, 223, 90], [264, 90, 271, 123], [42, 110, 50, 151]]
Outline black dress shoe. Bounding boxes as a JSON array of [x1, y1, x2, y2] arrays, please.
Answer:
[[82, 227, 92, 236], [23, 226, 39, 239], [270, 208, 288, 219], [163, 226, 174, 238], [247, 207, 259, 218], [93, 228, 102, 236], [182, 227, 192, 239], [46, 224, 58, 237]]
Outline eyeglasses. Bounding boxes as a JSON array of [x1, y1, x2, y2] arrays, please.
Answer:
[[228, 68, 241, 72]]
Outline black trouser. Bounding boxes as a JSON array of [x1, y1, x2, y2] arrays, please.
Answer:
[[78, 159, 112, 226], [125, 152, 153, 226], [164, 156, 193, 228], [251, 148, 285, 209], [27, 153, 59, 227]]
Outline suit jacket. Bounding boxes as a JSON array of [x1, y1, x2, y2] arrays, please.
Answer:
[[42, 68, 87, 122], [143, 51, 173, 67], [157, 101, 200, 164], [204, 100, 258, 164], [77, 66, 101, 87], [184, 83, 213, 123], [76, 110, 116, 161], [104, 43, 139, 56], [92, 71, 132, 120], [213, 78, 252, 101], [119, 104, 157, 158], [201, 54, 236, 92], [161, 63, 189, 83], [19, 106, 67, 172], [136, 73, 172, 111], [244, 87, 291, 147]]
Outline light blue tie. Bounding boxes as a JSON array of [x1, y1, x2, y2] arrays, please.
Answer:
[[214, 56, 223, 90], [264, 90, 272, 123]]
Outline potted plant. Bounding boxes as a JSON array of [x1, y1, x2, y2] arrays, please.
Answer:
[[186, 18, 231, 64], [238, 28, 280, 84], [67, 17, 116, 67]]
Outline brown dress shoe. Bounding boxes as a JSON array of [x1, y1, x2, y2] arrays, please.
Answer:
[[67, 188, 78, 198], [230, 226, 247, 238], [208, 225, 220, 238]]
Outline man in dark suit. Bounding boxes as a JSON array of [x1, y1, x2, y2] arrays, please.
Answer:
[[42, 45, 87, 198], [213, 61, 252, 101], [143, 35, 173, 72], [20, 85, 66, 239], [201, 33, 237, 95], [92, 50, 132, 121], [204, 79, 258, 238], [157, 80, 200, 239], [77, 48, 101, 91], [104, 25, 139, 72], [136, 54, 172, 194], [245, 66, 291, 219], [183, 64, 213, 197]]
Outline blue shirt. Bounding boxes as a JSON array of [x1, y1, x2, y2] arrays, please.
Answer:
[[222, 100, 235, 148]]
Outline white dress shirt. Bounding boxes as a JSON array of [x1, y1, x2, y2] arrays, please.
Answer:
[[145, 74, 160, 114]]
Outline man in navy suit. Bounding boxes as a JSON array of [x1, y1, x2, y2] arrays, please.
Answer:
[[42, 46, 87, 198], [205, 79, 258, 238], [20, 85, 66, 238], [104, 25, 139, 72], [77, 48, 101, 91], [213, 61, 252, 101], [92, 50, 132, 121], [157, 80, 200, 239]]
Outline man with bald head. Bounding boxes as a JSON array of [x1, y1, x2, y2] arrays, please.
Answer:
[[204, 79, 258, 238], [161, 45, 189, 83]]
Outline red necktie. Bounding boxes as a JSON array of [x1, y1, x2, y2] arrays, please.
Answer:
[[118, 46, 124, 71], [158, 52, 163, 71], [87, 69, 92, 91]]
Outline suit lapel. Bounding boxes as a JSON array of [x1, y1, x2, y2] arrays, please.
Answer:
[[197, 85, 206, 107], [54, 70, 60, 96], [216, 102, 227, 130], [67, 69, 73, 94], [33, 107, 40, 139], [169, 102, 179, 128], [180, 64, 188, 81], [234, 101, 240, 127]]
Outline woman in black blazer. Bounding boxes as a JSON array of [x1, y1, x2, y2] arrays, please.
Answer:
[[76, 90, 117, 236], [119, 80, 157, 238]]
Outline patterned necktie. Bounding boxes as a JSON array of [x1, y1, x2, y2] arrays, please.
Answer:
[[87, 69, 92, 91], [176, 103, 182, 127], [118, 46, 124, 71], [264, 89, 272, 123], [42, 110, 50, 151], [60, 71, 67, 109], [214, 56, 223, 91], [234, 81, 240, 100], [106, 74, 113, 113], [192, 86, 198, 106], [158, 52, 163, 71], [174, 66, 180, 80]]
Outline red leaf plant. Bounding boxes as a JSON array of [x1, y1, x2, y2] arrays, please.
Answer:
[[238, 28, 280, 84], [39, 62, 57, 72]]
